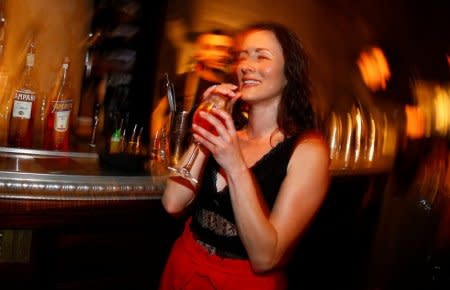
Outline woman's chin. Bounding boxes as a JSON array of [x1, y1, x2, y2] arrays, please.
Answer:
[[239, 88, 255, 100]]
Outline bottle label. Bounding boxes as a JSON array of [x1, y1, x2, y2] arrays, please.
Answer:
[[26, 53, 35, 67], [12, 90, 36, 119], [52, 99, 72, 132], [54, 110, 70, 132]]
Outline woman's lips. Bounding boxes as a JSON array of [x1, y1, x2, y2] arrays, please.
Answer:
[[241, 79, 260, 89]]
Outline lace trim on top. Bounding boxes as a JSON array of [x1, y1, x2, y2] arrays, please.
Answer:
[[194, 208, 238, 237], [194, 137, 294, 238]]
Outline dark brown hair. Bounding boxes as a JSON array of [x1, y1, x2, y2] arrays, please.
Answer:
[[238, 22, 316, 136]]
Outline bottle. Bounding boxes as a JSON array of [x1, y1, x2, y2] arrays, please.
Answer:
[[134, 126, 143, 155], [109, 128, 121, 154], [108, 118, 122, 154], [8, 39, 38, 148], [0, 2, 11, 146], [0, 0, 6, 63], [44, 57, 73, 151], [126, 124, 138, 154]]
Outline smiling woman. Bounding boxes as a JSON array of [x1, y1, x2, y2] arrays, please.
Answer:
[[160, 22, 329, 290]]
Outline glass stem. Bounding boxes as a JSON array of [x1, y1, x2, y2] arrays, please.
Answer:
[[184, 142, 200, 171]]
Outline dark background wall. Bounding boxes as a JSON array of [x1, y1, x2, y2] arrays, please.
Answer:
[[158, 0, 449, 111]]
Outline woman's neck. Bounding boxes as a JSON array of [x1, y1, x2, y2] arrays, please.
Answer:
[[245, 101, 279, 140]]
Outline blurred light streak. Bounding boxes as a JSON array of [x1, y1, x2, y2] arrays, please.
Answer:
[[414, 81, 450, 139], [405, 105, 425, 139], [357, 46, 391, 92]]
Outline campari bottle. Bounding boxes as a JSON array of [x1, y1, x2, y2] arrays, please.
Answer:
[[44, 57, 73, 151], [8, 40, 38, 148]]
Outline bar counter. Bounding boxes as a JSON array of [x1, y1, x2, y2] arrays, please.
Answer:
[[0, 147, 176, 290], [0, 146, 165, 203], [0, 146, 393, 290], [0, 145, 392, 204]]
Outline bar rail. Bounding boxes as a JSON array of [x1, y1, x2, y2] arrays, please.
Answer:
[[0, 147, 166, 203], [0, 171, 165, 201]]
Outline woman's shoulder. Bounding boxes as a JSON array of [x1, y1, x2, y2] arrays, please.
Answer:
[[292, 130, 327, 147], [290, 130, 329, 161], [284, 132, 330, 182]]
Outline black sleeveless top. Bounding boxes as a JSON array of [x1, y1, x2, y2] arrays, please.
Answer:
[[190, 136, 299, 258]]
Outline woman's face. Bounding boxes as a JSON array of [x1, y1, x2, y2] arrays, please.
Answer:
[[236, 30, 287, 104]]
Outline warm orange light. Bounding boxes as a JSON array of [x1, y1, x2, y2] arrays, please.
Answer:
[[405, 105, 425, 139], [357, 46, 391, 92]]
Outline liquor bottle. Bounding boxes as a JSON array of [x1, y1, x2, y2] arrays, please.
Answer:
[[0, 1, 10, 146], [44, 57, 73, 151], [109, 118, 123, 154], [134, 126, 143, 155], [126, 124, 138, 154], [8, 39, 38, 148], [109, 128, 121, 154], [0, 0, 6, 62]]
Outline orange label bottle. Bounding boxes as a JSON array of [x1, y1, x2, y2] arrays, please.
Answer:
[[44, 58, 73, 151]]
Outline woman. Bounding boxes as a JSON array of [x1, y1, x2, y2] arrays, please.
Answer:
[[160, 22, 330, 290]]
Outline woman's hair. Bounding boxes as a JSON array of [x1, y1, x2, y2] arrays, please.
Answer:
[[238, 22, 316, 136]]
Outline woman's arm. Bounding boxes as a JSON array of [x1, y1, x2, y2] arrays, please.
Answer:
[[227, 137, 330, 273], [152, 97, 199, 216], [162, 83, 240, 216], [161, 143, 209, 216]]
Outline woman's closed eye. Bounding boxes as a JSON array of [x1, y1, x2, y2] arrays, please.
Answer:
[[257, 54, 271, 60]]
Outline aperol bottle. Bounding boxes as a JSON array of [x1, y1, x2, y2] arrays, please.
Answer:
[[8, 40, 38, 148], [44, 57, 73, 151]]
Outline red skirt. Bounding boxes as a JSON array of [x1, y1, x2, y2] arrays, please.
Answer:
[[159, 220, 286, 290]]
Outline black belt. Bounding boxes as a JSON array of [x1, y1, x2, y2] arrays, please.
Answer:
[[195, 237, 246, 260], [215, 247, 246, 260]]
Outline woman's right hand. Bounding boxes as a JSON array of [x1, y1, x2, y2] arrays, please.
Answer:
[[202, 83, 241, 107], [193, 83, 245, 174]]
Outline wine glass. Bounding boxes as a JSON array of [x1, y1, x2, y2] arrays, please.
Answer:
[[167, 93, 231, 185]]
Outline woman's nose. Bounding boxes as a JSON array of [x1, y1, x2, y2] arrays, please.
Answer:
[[239, 61, 255, 74]]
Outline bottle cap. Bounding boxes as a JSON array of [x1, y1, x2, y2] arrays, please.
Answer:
[[62, 56, 70, 69]]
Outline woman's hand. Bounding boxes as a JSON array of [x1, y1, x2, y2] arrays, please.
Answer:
[[193, 84, 245, 173], [201, 83, 240, 105]]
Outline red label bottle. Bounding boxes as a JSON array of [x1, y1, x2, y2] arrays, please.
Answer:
[[8, 42, 37, 148]]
